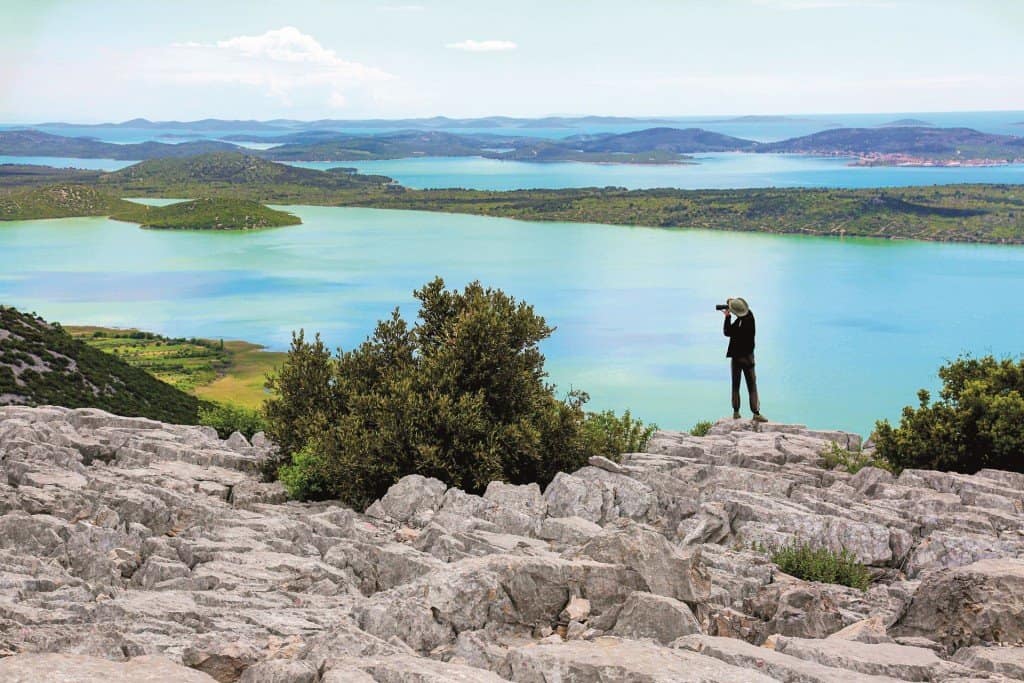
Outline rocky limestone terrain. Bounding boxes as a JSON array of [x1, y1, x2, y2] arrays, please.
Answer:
[[1, 405, 1024, 682]]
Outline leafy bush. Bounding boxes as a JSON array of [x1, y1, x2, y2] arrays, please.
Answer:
[[820, 441, 893, 474], [690, 420, 713, 437], [278, 439, 335, 501], [266, 278, 646, 508], [768, 541, 871, 591], [199, 402, 266, 439], [874, 355, 1024, 474], [579, 409, 657, 460]]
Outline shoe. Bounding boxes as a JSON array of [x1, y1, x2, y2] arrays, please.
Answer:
[[752, 413, 768, 423], [733, 411, 742, 419]]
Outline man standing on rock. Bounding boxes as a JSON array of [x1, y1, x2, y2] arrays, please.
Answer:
[[722, 297, 768, 422]]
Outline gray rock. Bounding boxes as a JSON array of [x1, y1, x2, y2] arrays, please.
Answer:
[[953, 646, 1024, 679], [771, 635, 963, 681], [0, 653, 218, 682], [538, 515, 603, 545], [574, 521, 711, 603], [333, 654, 506, 681], [827, 616, 894, 644], [5, 407, 1024, 682], [611, 591, 702, 644], [896, 558, 1024, 650], [238, 659, 318, 683], [675, 634, 905, 683], [506, 637, 778, 682], [377, 474, 448, 525]]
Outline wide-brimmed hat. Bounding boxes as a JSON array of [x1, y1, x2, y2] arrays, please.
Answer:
[[728, 297, 750, 317]]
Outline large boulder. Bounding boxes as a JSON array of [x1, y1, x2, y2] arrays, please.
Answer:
[[369, 474, 447, 526], [611, 591, 702, 644], [574, 521, 710, 604], [895, 558, 1024, 650]]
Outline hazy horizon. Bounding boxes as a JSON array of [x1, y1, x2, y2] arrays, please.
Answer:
[[3, 1, 1022, 123], [3, 109, 1024, 127]]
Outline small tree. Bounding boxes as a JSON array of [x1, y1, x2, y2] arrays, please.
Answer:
[[874, 355, 1024, 474], [265, 278, 638, 508], [262, 330, 335, 476]]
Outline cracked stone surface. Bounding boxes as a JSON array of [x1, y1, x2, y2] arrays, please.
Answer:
[[1, 405, 1023, 681]]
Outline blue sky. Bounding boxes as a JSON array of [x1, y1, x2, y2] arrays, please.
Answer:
[[1, 0, 1022, 122]]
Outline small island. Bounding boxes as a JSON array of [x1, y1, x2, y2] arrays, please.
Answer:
[[0, 185, 300, 230], [112, 198, 301, 230]]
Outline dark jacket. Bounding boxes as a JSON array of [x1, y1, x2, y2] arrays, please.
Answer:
[[724, 311, 755, 358]]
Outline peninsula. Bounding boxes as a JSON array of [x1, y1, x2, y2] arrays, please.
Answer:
[[1, 154, 1022, 243]]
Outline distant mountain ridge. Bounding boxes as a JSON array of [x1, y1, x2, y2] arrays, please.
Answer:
[[0, 129, 240, 159], [3, 125, 1023, 165], [760, 126, 1024, 159]]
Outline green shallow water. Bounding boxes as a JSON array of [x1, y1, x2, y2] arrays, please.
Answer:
[[1, 206, 1021, 434]]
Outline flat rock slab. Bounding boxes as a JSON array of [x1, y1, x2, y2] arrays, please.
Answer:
[[772, 635, 959, 681], [0, 654, 217, 682], [953, 646, 1024, 680], [675, 634, 905, 683], [507, 637, 778, 682]]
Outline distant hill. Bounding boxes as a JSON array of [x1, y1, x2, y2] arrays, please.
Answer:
[[112, 198, 301, 230], [262, 130, 501, 161], [573, 127, 757, 153], [760, 126, 1024, 158], [0, 129, 243, 159], [106, 152, 390, 186], [877, 118, 934, 127], [99, 152, 394, 203], [0, 306, 200, 422], [0, 184, 135, 220]]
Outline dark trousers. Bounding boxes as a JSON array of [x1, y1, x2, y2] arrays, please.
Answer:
[[731, 354, 760, 414]]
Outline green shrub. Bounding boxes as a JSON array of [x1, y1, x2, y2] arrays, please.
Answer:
[[264, 278, 649, 508], [690, 420, 713, 437], [768, 541, 871, 591], [278, 439, 336, 500], [199, 402, 266, 439], [820, 441, 894, 474], [580, 409, 657, 460], [874, 355, 1024, 474]]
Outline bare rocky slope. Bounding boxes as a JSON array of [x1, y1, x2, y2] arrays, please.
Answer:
[[1, 405, 1023, 682]]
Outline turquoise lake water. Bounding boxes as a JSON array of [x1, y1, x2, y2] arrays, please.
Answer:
[[2, 205, 1020, 435], [6, 152, 1024, 191], [297, 154, 1024, 191]]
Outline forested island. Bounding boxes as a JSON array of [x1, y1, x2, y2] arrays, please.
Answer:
[[0, 181, 299, 231], [111, 198, 301, 230], [2, 153, 1022, 243], [3, 124, 1023, 166]]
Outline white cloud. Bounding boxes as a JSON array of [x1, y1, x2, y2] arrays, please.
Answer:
[[155, 27, 393, 108], [445, 39, 517, 52]]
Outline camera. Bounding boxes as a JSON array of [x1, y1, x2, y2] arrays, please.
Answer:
[[715, 304, 729, 311]]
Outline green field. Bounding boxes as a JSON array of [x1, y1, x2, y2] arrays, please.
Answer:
[[68, 326, 285, 409]]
